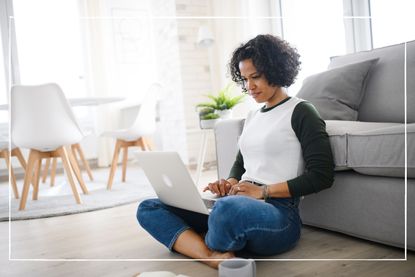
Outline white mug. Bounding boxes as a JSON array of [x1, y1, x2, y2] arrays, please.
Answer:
[[218, 258, 256, 277]]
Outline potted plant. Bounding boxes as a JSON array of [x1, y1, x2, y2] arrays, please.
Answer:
[[199, 110, 220, 129], [196, 83, 245, 120]]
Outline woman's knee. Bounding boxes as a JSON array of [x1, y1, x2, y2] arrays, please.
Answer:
[[136, 198, 161, 224], [209, 196, 252, 227], [214, 195, 257, 213]]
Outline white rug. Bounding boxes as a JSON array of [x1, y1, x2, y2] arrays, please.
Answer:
[[0, 166, 157, 221]]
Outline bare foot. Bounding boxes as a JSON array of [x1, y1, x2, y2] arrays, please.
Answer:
[[203, 251, 235, 269]]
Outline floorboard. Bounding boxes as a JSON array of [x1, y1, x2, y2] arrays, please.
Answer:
[[1, 165, 414, 276]]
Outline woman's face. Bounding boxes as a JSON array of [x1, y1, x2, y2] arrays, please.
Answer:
[[239, 59, 279, 104]]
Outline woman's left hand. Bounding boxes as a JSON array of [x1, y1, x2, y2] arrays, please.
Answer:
[[228, 181, 263, 199]]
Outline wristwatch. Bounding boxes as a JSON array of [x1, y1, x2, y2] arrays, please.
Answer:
[[262, 185, 270, 200]]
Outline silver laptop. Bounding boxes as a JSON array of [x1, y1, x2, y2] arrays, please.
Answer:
[[135, 151, 216, 215]]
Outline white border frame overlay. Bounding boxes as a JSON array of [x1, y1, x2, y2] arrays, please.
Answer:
[[7, 15, 408, 263]]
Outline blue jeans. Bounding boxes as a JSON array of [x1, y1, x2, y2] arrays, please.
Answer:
[[137, 195, 301, 255]]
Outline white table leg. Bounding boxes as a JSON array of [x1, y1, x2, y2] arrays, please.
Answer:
[[195, 130, 209, 185]]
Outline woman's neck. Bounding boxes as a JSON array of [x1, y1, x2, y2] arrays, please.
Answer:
[[265, 87, 288, 108]]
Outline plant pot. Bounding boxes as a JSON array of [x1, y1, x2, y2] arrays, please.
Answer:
[[200, 119, 220, 129], [215, 109, 232, 119]]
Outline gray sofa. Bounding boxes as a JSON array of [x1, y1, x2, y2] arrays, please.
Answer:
[[214, 41, 414, 250]]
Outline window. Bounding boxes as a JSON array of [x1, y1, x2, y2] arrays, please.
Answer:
[[370, 0, 415, 48], [13, 0, 87, 97], [280, 0, 346, 95]]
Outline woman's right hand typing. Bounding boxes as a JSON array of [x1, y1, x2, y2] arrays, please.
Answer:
[[203, 178, 239, 197]]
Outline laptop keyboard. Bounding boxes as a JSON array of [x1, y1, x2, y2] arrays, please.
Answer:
[[203, 198, 216, 209]]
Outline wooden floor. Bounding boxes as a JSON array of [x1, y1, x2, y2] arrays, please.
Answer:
[[1, 166, 414, 276]]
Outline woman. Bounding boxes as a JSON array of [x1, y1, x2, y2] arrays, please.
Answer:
[[137, 34, 334, 268]]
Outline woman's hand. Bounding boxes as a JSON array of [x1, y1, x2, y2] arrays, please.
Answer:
[[203, 178, 237, 197], [228, 181, 263, 199]]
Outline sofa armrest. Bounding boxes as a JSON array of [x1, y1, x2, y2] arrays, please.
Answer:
[[214, 119, 245, 179]]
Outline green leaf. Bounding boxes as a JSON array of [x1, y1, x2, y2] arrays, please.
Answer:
[[196, 102, 217, 109], [198, 107, 215, 116], [195, 82, 245, 111], [200, 112, 220, 120]]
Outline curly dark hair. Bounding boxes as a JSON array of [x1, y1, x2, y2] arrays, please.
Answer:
[[229, 34, 301, 91]]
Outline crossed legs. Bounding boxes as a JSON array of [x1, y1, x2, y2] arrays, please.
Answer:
[[137, 196, 301, 268]]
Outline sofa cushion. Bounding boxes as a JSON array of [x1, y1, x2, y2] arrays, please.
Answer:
[[325, 121, 399, 170], [297, 59, 378, 121], [328, 41, 414, 123], [348, 123, 415, 178]]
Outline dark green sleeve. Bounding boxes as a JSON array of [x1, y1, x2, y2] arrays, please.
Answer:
[[287, 101, 335, 197], [228, 150, 245, 180]]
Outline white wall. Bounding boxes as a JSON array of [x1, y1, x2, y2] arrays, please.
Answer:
[[174, 0, 216, 166]]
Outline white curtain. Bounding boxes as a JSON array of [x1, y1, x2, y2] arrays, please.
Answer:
[[81, 0, 189, 165], [81, 0, 118, 166]]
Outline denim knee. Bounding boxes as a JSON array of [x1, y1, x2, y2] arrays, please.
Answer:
[[209, 196, 249, 226], [205, 196, 301, 254], [206, 196, 253, 251], [136, 198, 160, 227]]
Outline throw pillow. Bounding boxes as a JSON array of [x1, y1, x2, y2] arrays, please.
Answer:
[[296, 58, 379, 120]]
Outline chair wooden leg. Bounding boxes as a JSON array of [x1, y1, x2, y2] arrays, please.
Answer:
[[41, 158, 51, 183], [13, 148, 27, 169], [57, 147, 81, 204], [32, 158, 42, 200], [72, 143, 93, 181], [107, 139, 122, 190], [3, 150, 19, 199], [50, 158, 57, 186], [137, 137, 146, 151], [121, 146, 128, 182], [12, 147, 37, 188], [19, 150, 40, 211], [66, 145, 88, 195], [9, 164, 19, 199]]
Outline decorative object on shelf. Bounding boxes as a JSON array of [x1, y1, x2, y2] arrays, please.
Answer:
[[196, 83, 245, 122]]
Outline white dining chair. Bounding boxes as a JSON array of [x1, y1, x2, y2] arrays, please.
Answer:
[[0, 139, 28, 199], [101, 93, 157, 190], [41, 130, 94, 186], [11, 83, 89, 210]]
